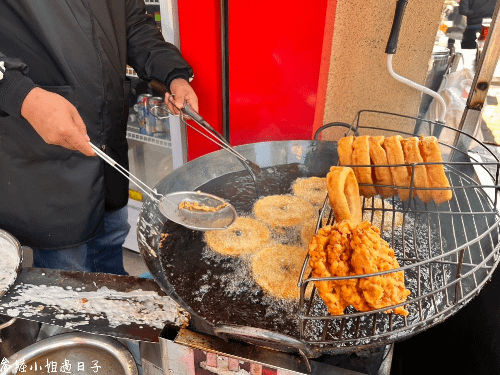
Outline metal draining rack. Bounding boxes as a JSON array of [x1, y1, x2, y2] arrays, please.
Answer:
[[297, 110, 500, 353]]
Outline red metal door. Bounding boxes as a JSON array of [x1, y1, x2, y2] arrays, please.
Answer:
[[178, 1, 332, 160]]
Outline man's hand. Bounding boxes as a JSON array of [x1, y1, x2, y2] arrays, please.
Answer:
[[165, 78, 198, 115], [20, 87, 95, 156]]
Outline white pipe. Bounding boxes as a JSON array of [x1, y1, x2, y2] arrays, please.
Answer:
[[387, 54, 447, 123]]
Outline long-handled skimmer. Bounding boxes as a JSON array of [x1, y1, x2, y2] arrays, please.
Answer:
[[89, 143, 237, 231]]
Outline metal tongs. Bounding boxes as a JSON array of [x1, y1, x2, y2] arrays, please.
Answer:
[[89, 143, 237, 231], [152, 99, 262, 196]]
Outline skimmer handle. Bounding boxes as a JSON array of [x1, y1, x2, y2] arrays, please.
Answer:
[[89, 143, 159, 201]]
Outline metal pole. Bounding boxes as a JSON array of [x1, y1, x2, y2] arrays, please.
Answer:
[[158, 0, 187, 168], [454, 1, 500, 152], [467, 3, 500, 110], [159, 0, 180, 49]]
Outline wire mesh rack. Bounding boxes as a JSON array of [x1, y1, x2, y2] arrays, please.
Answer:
[[297, 110, 500, 353]]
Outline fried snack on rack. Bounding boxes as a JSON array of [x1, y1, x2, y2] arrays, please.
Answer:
[[323, 221, 373, 312], [350, 221, 410, 316], [418, 136, 453, 205], [383, 135, 412, 201], [326, 167, 362, 224], [308, 226, 348, 314], [308, 220, 410, 316], [401, 137, 433, 203], [204, 217, 270, 256], [351, 136, 378, 197], [252, 244, 312, 300], [253, 195, 316, 228], [362, 197, 403, 232], [292, 177, 328, 207], [369, 136, 396, 198], [337, 135, 354, 166]]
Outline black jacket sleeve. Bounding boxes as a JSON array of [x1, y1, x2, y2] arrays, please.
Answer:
[[124, 0, 193, 90], [459, 0, 496, 22], [0, 52, 38, 118], [458, 0, 472, 17]]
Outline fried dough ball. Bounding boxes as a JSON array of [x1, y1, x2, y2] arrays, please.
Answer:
[[253, 195, 316, 228], [308, 220, 410, 316], [204, 217, 270, 256], [252, 244, 311, 300], [292, 177, 328, 207]]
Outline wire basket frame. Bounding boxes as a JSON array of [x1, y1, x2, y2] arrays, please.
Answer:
[[298, 110, 500, 353]]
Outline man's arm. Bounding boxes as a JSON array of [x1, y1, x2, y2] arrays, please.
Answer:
[[0, 52, 94, 156], [458, 0, 472, 17], [0, 52, 38, 118], [124, 0, 198, 112]]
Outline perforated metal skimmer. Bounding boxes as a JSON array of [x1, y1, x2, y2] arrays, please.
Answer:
[[90, 143, 236, 231]]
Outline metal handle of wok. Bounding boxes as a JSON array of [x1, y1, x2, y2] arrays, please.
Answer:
[[213, 325, 315, 363]]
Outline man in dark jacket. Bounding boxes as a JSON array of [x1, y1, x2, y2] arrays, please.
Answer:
[[0, 0, 198, 274], [459, 0, 497, 49]]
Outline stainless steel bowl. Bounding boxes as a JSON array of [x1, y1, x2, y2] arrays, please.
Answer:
[[0, 332, 138, 375]]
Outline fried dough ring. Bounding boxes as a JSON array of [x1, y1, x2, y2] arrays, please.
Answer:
[[383, 135, 412, 201], [369, 136, 396, 198], [292, 177, 327, 207], [326, 167, 362, 225], [252, 244, 312, 300], [300, 217, 329, 245], [351, 136, 378, 197], [418, 136, 453, 205], [402, 137, 433, 203], [204, 217, 271, 256], [253, 195, 316, 228], [337, 136, 354, 166]]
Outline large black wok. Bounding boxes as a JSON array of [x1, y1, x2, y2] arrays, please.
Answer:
[[137, 140, 338, 357]]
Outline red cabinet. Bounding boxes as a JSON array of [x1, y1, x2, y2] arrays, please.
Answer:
[[178, 1, 330, 160]]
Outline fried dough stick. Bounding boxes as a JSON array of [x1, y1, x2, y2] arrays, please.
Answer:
[[383, 135, 412, 201], [352, 136, 378, 197], [418, 136, 453, 205], [369, 136, 396, 198], [402, 137, 433, 203]]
